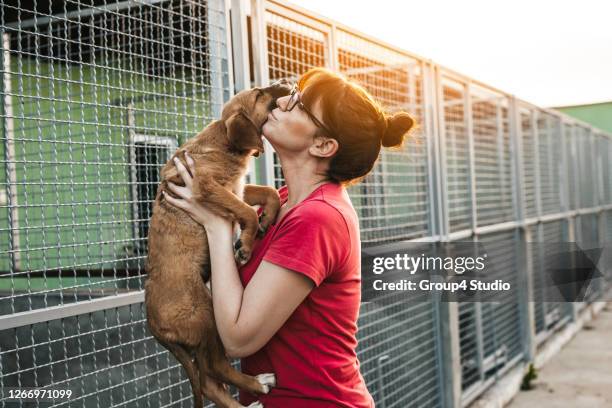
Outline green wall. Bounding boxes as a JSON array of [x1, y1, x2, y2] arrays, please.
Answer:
[[1, 57, 212, 276], [556, 101, 612, 134]]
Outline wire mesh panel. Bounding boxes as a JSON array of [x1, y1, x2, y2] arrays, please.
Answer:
[[441, 79, 471, 232], [263, 9, 328, 188], [542, 221, 569, 331], [336, 30, 430, 244], [357, 293, 443, 408], [458, 300, 479, 392], [564, 122, 579, 211], [479, 230, 523, 368], [532, 220, 570, 346], [262, 10, 431, 244], [537, 112, 563, 215], [531, 225, 545, 336], [598, 133, 611, 206], [604, 211, 612, 289], [1, 0, 228, 313], [0, 303, 195, 407], [1, 0, 230, 406], [459, 230, 523, 402], [579, 214, 601, 303], [471, 88, 514, 227], [265, 10, 327, 83], [576, 126, 596, 208], [602, 135, 612, 205]]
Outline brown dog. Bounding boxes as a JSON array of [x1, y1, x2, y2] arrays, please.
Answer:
[[145, 80, 291, 407]]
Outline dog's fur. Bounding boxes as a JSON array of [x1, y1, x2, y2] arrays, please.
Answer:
[[145, 81, 291, 407]]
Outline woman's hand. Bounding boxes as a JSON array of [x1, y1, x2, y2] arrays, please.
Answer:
[[163, 153, 232, 233]]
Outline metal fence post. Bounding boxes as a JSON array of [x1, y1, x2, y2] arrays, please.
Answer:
[[435, 66, 450, 238], [567, 211, 581, 320], [592, 131, 606, 298], [423, 61, 441, 238], [250, 0, 275, 186], [509, 96, 536, 361], [524, 228, 541, 343], [509, 97, 525, 223], [572, 125, 587, 311], [589, 128, 598, 208], [559, 120, 575, 320], [532, 110, 542, 218], [523, 225, 537, 356], [572, 125, 581, 212], [608, 139, 612, 204], [430, 63, 463, 408], [327, 24, 340, 72], [559, 121, 570, 214], [230, 0, 251, 93], [464, 81, 477, 234], [437, 298, 462, 408], [229, 0, 258, 182], [376, 355, 390, 408], [598, 204, 606, 297], [1, 32, 20, 271]]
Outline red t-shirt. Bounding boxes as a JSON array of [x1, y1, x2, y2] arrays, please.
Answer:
[[238, 182, 374, 408]]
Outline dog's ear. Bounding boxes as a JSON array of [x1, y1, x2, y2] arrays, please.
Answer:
[[225, 112, 264, 157]]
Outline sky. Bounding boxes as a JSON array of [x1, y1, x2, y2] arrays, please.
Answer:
[[288, 0, 612, 108]]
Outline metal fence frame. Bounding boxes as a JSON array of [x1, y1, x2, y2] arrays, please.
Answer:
[[1, 0, 610, 407]]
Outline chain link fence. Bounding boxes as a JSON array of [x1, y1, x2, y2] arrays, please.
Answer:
[[1, 0, 229, 406]]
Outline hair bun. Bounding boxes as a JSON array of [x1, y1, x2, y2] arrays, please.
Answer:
[[382, 112, 415, 148]]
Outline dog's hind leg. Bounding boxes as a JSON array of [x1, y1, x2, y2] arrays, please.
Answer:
[[195, 347, 243, 408], [164, 343, 203, 407], [207, 334, 275, 396]]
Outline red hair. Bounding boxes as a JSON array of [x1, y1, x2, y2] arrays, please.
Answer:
[[298, 68, 415, 186]]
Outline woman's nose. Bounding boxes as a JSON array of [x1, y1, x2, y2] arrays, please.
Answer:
[[276, 94, 290, 111]]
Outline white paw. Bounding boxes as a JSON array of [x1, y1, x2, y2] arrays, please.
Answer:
[[246, 402, 263, 408], [255, 373, 276, 394]]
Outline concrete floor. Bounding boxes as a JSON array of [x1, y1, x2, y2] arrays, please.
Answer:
[[507, 303, 612, 408]]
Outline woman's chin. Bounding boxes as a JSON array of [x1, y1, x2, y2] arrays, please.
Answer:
[[262, 125, 275, 143]]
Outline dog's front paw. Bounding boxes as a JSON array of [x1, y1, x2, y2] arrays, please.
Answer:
[[255, 373, 276, 394], [257, 223, 268, 239], [233, 239, 252, 265], [256, 212, 268, 238], [246, 402, 263, 408]]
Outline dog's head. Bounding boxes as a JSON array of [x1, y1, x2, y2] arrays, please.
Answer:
[[221, 79, 292, 157]]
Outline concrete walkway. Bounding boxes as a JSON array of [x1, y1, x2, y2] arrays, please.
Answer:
[[507, 303, 612, 407]]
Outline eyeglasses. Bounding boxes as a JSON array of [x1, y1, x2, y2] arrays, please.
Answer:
[[280, 84, 333, 137]]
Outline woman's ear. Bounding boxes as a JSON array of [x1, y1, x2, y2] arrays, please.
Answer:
[[225, 112, 264, 156], [308, 135, 338, 158]]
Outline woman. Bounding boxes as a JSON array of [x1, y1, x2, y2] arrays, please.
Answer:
[[163, 68, 415, 407]]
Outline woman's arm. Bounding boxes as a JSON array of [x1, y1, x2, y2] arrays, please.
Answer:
[[164, 155, 314, 358], [205, 222, 314, 357]]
